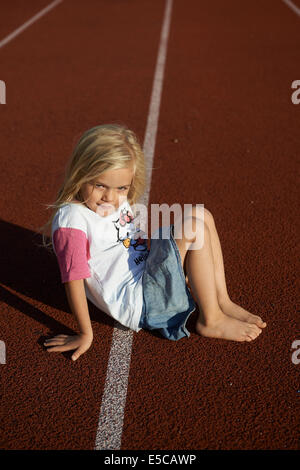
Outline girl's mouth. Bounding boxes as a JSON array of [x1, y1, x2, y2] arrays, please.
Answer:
[[97, 203, 114, 208], [96, 203, 115, 216]]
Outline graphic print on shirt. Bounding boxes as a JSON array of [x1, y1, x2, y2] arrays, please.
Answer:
[[113, 208, 148, 252]]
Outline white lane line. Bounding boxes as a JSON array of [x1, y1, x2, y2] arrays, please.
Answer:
[[282, 0, 300, 16], [140, 0, 174, 207], [94, 0, 173, 451], [0, 0, 64, 50]]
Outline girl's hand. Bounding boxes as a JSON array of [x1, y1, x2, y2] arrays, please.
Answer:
[[44, 333, 93, 361]]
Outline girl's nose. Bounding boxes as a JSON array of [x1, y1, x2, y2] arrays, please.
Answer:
[[102, 188, 114, 202]]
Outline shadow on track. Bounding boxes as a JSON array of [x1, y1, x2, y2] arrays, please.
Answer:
[[0, 219, 115, 334]]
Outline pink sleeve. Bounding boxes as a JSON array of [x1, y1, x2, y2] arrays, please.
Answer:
[[53, 228, 91, 283]]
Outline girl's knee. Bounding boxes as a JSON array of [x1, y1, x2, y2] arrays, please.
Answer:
[[190, 205, 215, 225], [204, 208, 215, 227], [203, 221, 211, 240], [174, 206, 214, 242], [184, 215, 210, 246]]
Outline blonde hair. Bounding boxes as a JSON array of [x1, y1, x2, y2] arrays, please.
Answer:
[[40, 123, 146, 250]]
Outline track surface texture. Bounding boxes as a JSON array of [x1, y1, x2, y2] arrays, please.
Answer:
[[0, 0, 299, 451]]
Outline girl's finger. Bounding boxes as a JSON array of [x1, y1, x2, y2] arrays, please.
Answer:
[[44, 335, 68, 342], [44, 336, 74, 345], [44, 339, 67, 347], [46, 345, 70, 352], [72, 345, 87, 361], [46, 343, 78, 353], [46, 346, 65, 352]]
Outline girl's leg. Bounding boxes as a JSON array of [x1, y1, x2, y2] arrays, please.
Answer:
[[199, 209, 266, 328], [174, 214, 262, 342]]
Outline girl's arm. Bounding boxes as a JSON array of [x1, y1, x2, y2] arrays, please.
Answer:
[[64, 279, 93, 337], [44, 279, 93, 361]]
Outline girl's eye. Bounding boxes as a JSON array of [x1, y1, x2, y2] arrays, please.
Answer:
[[95, 184, 128, 191]]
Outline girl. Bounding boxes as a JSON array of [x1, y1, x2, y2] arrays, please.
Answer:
[[43, 124, 266, 361]]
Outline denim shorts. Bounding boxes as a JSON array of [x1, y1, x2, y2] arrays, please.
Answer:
[[139, 224, 196, 341]]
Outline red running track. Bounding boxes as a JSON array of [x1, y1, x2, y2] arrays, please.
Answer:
[[0, 0, 299, 450]]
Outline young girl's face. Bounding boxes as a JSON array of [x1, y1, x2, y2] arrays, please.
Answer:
[[80, 166, 134, 217]]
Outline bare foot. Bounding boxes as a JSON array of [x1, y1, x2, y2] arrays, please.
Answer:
[[196, 310, 262, 342], [219, 298, 267, 329]]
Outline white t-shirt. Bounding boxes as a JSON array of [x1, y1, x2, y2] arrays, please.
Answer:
[[51, 200, 149, 332]]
